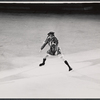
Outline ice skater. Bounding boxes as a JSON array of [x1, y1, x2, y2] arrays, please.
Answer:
[[39, 31, 72, 71]]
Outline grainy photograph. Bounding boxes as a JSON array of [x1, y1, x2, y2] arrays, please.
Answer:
[[0, 1, 100, 98]]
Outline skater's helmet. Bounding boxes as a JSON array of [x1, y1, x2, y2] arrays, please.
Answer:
[[47, 32, 54, 36]]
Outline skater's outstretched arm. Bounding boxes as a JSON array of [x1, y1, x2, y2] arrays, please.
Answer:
[[41, 37, 51, 50], [41, 42, 48, 50]]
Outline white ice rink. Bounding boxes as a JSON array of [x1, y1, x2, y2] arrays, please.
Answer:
[[0, 12, 100, 98]]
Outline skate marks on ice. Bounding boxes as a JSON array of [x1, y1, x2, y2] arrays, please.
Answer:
[[65, 49, 100, 89], [0, 55, 72, 84], [0, 56, 42, 83], [1, 48, 100, 84], [66, 48, 100, 71], [0, 56, 68, 83], [0, 49, 100, 97]]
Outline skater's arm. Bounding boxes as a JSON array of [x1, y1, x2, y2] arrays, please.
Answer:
[[41, 42, 48, 50], [41, 38, 50, 50]]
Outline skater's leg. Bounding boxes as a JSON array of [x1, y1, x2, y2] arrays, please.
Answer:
[[39, 54, 49, 66], [64, 60, 72, 71], [58, 54, 65, 61], [59, 54, 72, 71]]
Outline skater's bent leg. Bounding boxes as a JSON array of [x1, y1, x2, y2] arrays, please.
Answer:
[[39, 54, 49, 66], [59, 54, 72, 71]]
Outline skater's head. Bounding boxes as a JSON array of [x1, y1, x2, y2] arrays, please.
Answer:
[[47, 32, 54, 37]]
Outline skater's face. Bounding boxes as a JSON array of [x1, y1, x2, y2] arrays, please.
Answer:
[[49, 34, 53, 38]]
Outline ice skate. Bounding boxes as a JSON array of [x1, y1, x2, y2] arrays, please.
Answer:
[[39, 62, 45, 66], [69, 67, 72, 71], [39, 58, 46, 67]]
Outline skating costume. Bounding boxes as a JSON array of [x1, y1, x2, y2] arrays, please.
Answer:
[[41, 36, 61, 56]]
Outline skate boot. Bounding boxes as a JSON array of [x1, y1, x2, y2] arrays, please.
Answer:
[[39, 58, 46, 66], [64, 60, 72, 71]]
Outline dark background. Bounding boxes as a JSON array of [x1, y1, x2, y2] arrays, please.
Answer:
[[0, 3, 100, 14]]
